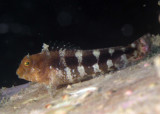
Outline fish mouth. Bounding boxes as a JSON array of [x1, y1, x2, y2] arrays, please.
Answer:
[[16, 67, 25, 79], [16, 68, 21, 78]]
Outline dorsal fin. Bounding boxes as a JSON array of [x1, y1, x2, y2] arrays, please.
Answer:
[[48, 41, 81, 51], [41, 43, 49, 52]]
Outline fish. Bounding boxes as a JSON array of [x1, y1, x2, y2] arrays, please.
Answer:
[[16, 34, 151, 89]]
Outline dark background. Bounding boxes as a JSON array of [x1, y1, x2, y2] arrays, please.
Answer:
[[0, 0, 159, 88]]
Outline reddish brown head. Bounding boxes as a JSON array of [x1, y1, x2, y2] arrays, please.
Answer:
[[16, 53, 50, 84]]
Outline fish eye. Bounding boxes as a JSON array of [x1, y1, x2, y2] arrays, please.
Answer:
[[24, 61, 30, 66]]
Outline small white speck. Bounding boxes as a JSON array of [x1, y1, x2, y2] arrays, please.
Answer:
[[75, 50, 83, 64], [142, 4, 146, 7], [59, 49, 67, 66], [92, 63, 101, 73], [121, 47, 126, 52], [109, 48, 115, 56], [93, 50, 100, 60], [131, 43, 136, 48], [59, 49, 66, 57], [106, 59, 113, 68], [77, 65, 86, 77], [69, 87, 97, 96], [64, 67, 73, 82], [41, 43, 49, 52], [49, 66, 52, 69]]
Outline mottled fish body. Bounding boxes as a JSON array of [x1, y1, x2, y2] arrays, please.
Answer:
[[16, 34, 151, 88]]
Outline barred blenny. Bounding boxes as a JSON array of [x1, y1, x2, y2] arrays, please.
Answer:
[[16, 34, 151, 88]]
